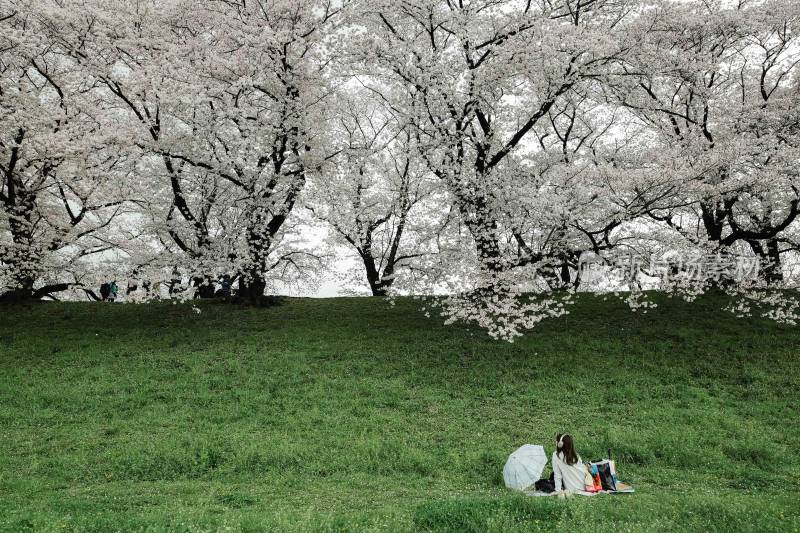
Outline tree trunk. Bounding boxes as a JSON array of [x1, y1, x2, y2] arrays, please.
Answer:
[[4, 215, 38, 295], [467, 201, 504, 276], [0, 286, 34, 303], [764, 238, 784, 284], [369, 283, 388, 297], [749, 238, 783, 285], [360, 253, 390, 296], [559, 259, 571, 286], [237, 271, 268, 305], [1, 248, 38, 302]]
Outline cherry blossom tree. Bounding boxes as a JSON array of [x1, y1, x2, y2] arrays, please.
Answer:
[[614, 0, 800, 286], [346, 0, 643, 337], [1, 2, 132, 301], [357, 0, 634, 271], [308, 92, 440, 295], [74, 0, 346, 302]]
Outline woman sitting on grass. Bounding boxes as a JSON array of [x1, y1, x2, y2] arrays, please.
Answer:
[[552, 433, 588, 492]]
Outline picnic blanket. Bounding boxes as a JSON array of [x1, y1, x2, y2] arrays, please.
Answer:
[[525, 482, 635, 497]]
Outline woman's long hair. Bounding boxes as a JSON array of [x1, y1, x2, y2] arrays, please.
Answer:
[[556, 433, 579, 465]]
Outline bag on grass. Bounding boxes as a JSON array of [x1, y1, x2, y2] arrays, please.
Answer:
[[589, 460, 617, 491], [534, 472, 556, 493], [583, 465, 597, 491]]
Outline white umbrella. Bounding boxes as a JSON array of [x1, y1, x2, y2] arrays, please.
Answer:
[[503, 444, 547, 491]]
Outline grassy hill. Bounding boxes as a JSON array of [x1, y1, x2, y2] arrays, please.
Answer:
[[1, 294, 799, 532]]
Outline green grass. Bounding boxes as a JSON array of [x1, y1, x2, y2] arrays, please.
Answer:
[[0, 293, 798, 532]]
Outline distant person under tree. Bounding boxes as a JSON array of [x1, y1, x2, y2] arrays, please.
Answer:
[[99, 283, 111, 301]]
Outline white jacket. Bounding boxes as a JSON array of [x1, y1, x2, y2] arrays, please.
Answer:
[[552, 451, 587, 491]]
